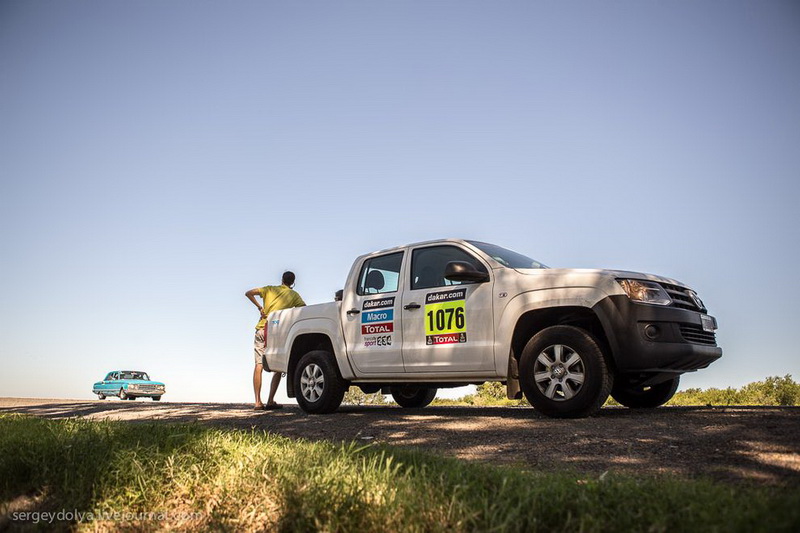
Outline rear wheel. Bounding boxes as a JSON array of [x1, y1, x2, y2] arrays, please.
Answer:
[[390, 387, 437, 408], [294, 350, 347, 414], [152, 396, 161, 401], [519, 325, 612, 418], [611, 376, 680, 408], [97, 393, 106, 400]]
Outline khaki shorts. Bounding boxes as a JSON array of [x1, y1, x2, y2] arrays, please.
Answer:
[[254, 328, 267, 366]]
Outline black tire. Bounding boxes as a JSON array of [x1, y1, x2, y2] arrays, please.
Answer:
[[294, 350, 347, 414], [128, 397, 136, 401], [98, 393, 106, 400], [519, 325, 612, 418], [390, 387, 437, 408], [611, 376, 680, 409], [119, 388, 128, 400], [152, 396, 161, 401]]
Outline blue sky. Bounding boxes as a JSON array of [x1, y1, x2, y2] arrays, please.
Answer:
[[1, 1, 798, 403]]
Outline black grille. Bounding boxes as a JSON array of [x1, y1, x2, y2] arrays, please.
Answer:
[[661, 283, 706, 312], [679, 325, 717, 346]]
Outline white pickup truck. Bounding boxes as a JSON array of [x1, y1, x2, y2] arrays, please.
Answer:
[[264, 239, 720, 418]]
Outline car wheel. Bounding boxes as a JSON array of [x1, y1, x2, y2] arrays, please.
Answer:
[[119, 388, 128, 400], [390, 387, 437, 408], [519, 325, 612, 418], [294, 350, 347, 414], [98, 393, 106, 400], [152, 396, 161, 401], [611, 376, 680, 408], [128, 397, 136, 400]]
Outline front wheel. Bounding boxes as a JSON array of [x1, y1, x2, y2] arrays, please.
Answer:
[[519, 325, 612, 418], [611, 376, 680, 408], [119, 388, 128, 400], [152, 396, 161, 401], [390, 387, 437, 408], [294, 350, 347, 414]]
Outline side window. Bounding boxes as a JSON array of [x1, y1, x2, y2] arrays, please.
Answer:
[[357, 252, 404, 295], [411, 245, 488, 290]]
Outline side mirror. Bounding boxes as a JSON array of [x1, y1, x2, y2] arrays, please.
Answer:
[[334, 289, 343, 302], [444, 261, 490, 283]]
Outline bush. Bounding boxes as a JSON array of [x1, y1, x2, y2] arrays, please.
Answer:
[[668, 375, 800, 406], [342, 386, 388, 406]]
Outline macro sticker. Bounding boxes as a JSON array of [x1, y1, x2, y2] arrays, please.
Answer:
[[425, 288, 467, 345]]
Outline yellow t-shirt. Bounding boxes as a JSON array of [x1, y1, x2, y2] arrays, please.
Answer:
[[256, 285, 306, 330]]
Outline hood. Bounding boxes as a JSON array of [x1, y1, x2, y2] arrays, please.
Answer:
[[512, 268, 690, 289]]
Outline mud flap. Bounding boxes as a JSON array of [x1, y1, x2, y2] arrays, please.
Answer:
[[507, 352, 523, 400]]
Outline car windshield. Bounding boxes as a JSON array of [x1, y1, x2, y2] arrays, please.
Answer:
[[467, 241, 548, 269], [121, 371, 149, 380]]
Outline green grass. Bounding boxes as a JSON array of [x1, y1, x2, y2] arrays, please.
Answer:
[[1, 415, 799, 532]]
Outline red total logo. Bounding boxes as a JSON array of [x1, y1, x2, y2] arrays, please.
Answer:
[[362, 323, 393, 335]]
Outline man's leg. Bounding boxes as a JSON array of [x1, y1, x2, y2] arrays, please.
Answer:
[[266, 372, 282, 406], [253, 328, 267, 408], [253, 363, 265, 407]]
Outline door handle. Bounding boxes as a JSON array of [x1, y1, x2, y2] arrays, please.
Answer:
[[404, 303, 421, 310], [346, 308, 360, 315]]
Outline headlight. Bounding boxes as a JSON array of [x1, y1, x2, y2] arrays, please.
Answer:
[[617, 279, 672, 306]]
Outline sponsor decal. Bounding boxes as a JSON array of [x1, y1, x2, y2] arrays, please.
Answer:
[[426, 332, 467, 345], [360, 299, 394, 341], [425, 289, 467, 345], [362, 309, 394, 323], [270, 319, 280, 326], [362, 322, 394, 335], [364, 335, 393, 347], [424, 288, 466, 304], [363, 297, 395, 310]]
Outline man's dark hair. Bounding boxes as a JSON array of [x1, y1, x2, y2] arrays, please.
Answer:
[[282, 271, 296, 287]]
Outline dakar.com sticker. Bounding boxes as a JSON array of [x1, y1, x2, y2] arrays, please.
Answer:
[[425, 288, 467, 345], [361, 297, 394, 347]]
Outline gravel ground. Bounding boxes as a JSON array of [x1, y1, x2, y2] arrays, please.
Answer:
[[2, 397, 798, 485]]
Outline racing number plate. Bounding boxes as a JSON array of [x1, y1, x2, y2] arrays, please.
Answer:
[[425, 288, 467, 345]]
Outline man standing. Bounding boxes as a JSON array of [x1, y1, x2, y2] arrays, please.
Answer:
[[245, 271, 305, 410]]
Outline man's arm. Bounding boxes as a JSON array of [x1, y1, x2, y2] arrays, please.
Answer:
[[245, 288, 263, 313]]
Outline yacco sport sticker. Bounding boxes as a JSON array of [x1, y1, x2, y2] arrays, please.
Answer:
[[364, 335, 392, 348], [363, 296, 395, 310], [425, 288, 467, 345]]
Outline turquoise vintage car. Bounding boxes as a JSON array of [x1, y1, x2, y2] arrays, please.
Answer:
[[92, 370, 166, 401]]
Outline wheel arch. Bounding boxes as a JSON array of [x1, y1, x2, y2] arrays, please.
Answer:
[[505, 306, 615, 399], [286, 334, 338, 398]]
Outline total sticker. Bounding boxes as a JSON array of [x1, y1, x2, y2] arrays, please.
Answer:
[[425, 288, 467, 345]]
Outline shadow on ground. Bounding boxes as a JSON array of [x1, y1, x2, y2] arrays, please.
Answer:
[[2, 398, 798, 485]]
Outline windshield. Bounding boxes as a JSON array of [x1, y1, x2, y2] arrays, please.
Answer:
[[121, 371, 149, 381], [467, 241, 548, 269]]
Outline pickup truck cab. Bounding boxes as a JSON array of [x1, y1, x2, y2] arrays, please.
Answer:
[[265, 239, 720, 418]]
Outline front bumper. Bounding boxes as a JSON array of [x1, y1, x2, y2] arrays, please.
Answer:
[[126, 388, 166, 397], [593, 295, 722, 375]]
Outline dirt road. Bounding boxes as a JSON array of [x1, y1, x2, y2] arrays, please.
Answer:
[[2, 398, 798, 485]]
